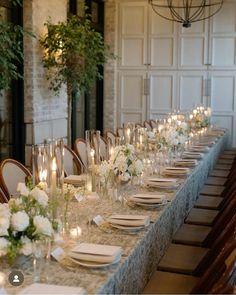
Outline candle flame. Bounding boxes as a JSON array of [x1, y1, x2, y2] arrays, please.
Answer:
[[90, 149, 95, 157], [52, 157, 57, 171]]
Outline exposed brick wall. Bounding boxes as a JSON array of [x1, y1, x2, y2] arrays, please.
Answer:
[[104, 0, 117, 133], [23, 0, 68, 165]]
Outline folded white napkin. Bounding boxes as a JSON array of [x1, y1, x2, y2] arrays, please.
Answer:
[[145, 177, 178, 189], [162, 167, 190, 176], [174, 159, 198, 167], [108, 214, 150, 226], [182, 152, 204, 159], [18, 284, 85, 295], [64, 174, 86, 185], [195, 141, 215, 147], [69, 243, 122, 264], [129, 194, 166, 204], [189, 146, 210, 153]]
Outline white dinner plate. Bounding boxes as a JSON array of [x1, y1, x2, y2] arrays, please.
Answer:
[[133, 200, 168, 208], [69, 254, 121, 268]]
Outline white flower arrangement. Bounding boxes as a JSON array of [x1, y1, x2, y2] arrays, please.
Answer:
[[189, 106, 211, 130], [159, 122, 189, 148], [99, 144, 143, 183], [0, 183, 56, 262]]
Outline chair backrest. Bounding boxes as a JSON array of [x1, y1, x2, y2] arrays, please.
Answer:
[[63, 145, 82, 176], [204, 198, 236, 247], [100, 136, 108, 161], [191, 240, 236, 294], [105, 131, 116, 146], [74, 138, 90, 171], [0, 159, 32, 199], [117, 127, 126, 139], [150, 120, 158, 129], [211, 255, 236, 294], [0, 187, 8, 203], [144, 121, 152, 131], [196, 214, 236, 276]]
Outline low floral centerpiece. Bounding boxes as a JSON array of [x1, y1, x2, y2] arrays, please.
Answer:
[[189, 106, 211, 130], [158, 121, 189, 149], [0, 183, 57, 262], [99, 144, 143, 185]]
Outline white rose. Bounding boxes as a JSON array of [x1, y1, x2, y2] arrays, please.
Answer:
[[0, 237, 9, 257], [0, 204, 10, 236], [30, 187, 48, 207], [33, 216, 53, 236], [120, 172, 130, 182], [20, 236, 33, 256], [17, 183, 30, 196], [11, 211, 29, 232]]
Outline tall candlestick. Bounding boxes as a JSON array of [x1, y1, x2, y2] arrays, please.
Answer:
[[51, 157, 57, 219], [90, 149, 96, 192]]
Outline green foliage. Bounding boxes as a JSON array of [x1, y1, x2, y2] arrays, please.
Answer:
[[0, 21, 24, 91], [39, 15, 113, 95]]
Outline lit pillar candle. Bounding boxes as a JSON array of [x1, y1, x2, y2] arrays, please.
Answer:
[[189, 114, 193, 120], [51, 158, 57, 193], [70, 226, 82, 240], [193, 109, 197, 116], [51, 157, 57, 219], [126, 128, 131, 144], [109, 146, 114, 159], [90, 149, 96, 192]]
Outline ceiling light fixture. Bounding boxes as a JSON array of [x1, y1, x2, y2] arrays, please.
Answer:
[[149, 0, 224, 28]]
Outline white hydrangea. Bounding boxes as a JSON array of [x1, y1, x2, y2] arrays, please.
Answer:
[[0, 237, 10, 257], [147, 131, 155, 139], [120, 172, 130, 182], [33, 216, 53, 237], [37, 181, 48, 191], [0, 204, 10, 236], [19, 236, 33, 256], [11, 211, 29, 232], [17, 183, 30, 197], [30, 187, 48, 207]]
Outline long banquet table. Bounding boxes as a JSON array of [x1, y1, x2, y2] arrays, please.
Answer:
[[4, 132, 228, 294]]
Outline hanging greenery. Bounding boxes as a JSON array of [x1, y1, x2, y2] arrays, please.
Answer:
[[0, 21, 24, 90], [39, 14, 113, 95], [0, 0, 25, 91]]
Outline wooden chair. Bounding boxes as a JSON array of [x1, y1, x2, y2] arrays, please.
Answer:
[[172, 198, 236, 247], [150, 119, 158, 129], [135, 123, 143, 128], [117, 127, 126, 139], [74, 138, 90, 171], [144, 120, 152, 131], [93, 134, 108, 162], [62, 145, 82, 176], [156, 209, 236, 276], [143, 240, 236, 294], [0, 187, 8, 203], [185, 180, 236, 225], [105, 130, 117, 146], [0, 159, 32, 199]]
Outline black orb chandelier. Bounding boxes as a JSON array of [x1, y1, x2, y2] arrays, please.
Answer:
[[149, 0, 224, 28]]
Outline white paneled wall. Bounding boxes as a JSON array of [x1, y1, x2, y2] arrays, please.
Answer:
[[116, 0, 236, 146]]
